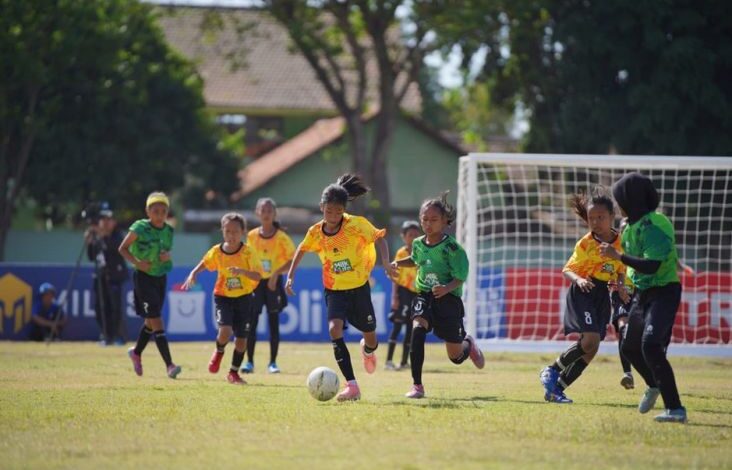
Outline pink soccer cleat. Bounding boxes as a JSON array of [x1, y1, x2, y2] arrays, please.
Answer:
[[167, 363, 182, 379], [336, 381, 361, 402], [360, 338, 377, 374], [405, 384, 425, 399], [465, 335, 485, 369], [208, 350, 224, 374], [128, 347, 143, 376], [227, 370, 247, 385]]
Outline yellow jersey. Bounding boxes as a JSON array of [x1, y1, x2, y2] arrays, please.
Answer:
[[300, 213, 386, 290], [247, 228, 295, 279], [563, 231, 625, 282], [202, 243, 261, 297], [393, 245, 418, 293]]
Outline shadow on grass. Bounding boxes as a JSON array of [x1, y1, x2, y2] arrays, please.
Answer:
[[687, 422, 732, 430], [685, 393, 732, 402]]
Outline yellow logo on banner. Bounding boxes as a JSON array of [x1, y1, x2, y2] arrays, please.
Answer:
[[0, 274, 32, 334]]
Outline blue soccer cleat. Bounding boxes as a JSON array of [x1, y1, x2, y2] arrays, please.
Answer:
[[654, 407, 687, 424], [268, 362, 281, 374], [240, 361, 254, 374], [547, 388, 573, 404], [540, 366, 559, 401]]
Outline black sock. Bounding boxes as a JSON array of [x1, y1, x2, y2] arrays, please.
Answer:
[[247, 313, 259, 363], [216, 341, 226, 353], [268, 313, 280, 364], [153, 330, 173, 367], [618, 325, 631, 374], [450, 339, 471, 364], [364, 341, 378, 355], [557, 358, 589, 390], [401, 322, 412, 365], [231, 349, 245, 372], [387, 323, 401, 361], [410, 327, 427, 385], [133, 326, 153, 355], [332, 337, 355, 381], [552, 340, 585, 371]]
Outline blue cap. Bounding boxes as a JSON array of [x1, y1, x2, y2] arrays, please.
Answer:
[[39, 282, 56, 295]]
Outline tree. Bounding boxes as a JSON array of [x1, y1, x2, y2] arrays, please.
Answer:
[[0, 0, 239, 259], [428, 0, 732, 155]]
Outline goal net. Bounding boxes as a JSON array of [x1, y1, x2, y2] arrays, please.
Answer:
[[457, 154, 732, 347]]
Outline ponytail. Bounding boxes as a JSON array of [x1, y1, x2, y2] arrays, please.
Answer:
[[420, 191, 457, 226], [569, 187, 614, 226], [320, 173, 370, 207]]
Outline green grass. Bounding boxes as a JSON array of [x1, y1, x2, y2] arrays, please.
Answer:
[[1, 342, 731, 469]]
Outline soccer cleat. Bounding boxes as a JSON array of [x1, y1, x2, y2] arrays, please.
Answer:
[[654, 407, 687, 424], [268, 362, 281, 374], [360, 338, 377, 374], [638, 387, 660, 414], [465, 335, 485, 369], [384, 360, 396, 371], [547, 388, 573, 404], [240, 361, 254, 374], [405, 384, 425, 399], [227, 370, 247, 385], [620, 373, 635, 390], [540, 366, 559, 400], [128, 347, 143, 376], [167, 364, 181, 379], [208, 350, 224, 374], [336, 382, 361, 402]]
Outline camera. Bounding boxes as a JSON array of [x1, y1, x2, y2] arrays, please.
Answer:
[[81, 201, 112, 225]]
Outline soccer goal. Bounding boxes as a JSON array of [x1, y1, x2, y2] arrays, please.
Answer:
[[457, 153, 732, 354]]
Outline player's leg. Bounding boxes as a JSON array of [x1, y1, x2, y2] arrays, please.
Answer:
[[617, 317, 634, 389], [265, 281, 283, 373], [641, 284, 685, 423], [352, 283, 378, 374], [386, 321, 402, 369], [407, 317, 429, 398], [554, 332, 599, 395], [227, 299, 250, 385], [330, 318, 359, 401], [212, 325, 233, 374], [244, 280, 266, 373], [401, 320, 412, 369], [128, 272, 154, 376]]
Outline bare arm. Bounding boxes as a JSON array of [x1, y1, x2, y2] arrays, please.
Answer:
[[267, 259, 293, 290], [182, 260, 207, 290], [432, 278, 464, 299], [285, 245, 307, 296], [376, 238, 398, 278], [118, 231, 150, 272], [562, 270, 595, 293], [393, 256, 416, 268]]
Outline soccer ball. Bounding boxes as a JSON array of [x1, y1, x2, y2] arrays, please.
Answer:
[[306, 366, 340, 401]]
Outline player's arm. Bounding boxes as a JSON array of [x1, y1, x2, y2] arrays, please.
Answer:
[[562, 269, 595, 293], [118, 231, 151, 272], [391, 281, 400, 310], [285, 244, 307, 296], [182, 260, 207, 290], [392, 256, 416, 268], [432, 278, 463, 299], [267, 259, 293, 291], [376, 237, 397, 278], [229, 266, 262, 281], [600, 243, 661, 274]]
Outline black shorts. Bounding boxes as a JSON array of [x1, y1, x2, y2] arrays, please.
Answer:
[[324, 282, 376, 333], [214, 294, 254, 338], [389, 286, 417, 324], [564, 279, 611, 340], [133, 271, 167, 318], [411, 291, 466, 344], [252, 276, 288, 315]]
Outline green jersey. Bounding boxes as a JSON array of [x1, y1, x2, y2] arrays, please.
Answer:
[[129, 219, 174, 277], [622, 212, 679, 290], [411, 234, 469, 297]]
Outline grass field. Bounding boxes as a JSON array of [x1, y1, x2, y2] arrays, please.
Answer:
[[1, 341, 731, 469]]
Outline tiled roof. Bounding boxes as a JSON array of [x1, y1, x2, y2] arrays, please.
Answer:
[[158, 7, 421, 114]]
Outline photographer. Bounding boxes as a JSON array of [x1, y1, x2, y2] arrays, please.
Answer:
[[85, 203, 129, 345]]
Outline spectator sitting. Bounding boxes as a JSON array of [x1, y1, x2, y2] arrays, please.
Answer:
[[29, 283, 67, 342]]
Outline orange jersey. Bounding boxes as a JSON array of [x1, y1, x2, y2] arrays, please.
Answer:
[[247, 228, 295, 279], [563, 231, 626, 282], [300, 213, 386, 290], [393, 245, 418, 293], [202, 243, 261, 297]]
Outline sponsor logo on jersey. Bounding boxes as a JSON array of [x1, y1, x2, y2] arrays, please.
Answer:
[[226, 277, 244, 291], [332, 259, 353, 274]]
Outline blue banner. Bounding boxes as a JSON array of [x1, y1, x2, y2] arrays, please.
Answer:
[[0, 264, 415, 343]]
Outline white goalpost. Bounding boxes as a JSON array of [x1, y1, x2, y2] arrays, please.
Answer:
[[457, 153, 732, 356]]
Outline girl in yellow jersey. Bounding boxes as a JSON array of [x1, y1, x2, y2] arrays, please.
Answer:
[[183, 213, 261, 385], [385, 220, 421, 371], [243, 198, 295, 374], [286, 174, 397, 401], [540, 189, 626, 403]]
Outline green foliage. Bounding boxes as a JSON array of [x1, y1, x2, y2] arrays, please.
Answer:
[[429, 0, 732, 155], [0, 0, 238, 230], [443, 82, 513, 151], [1, 341, 731, 468]]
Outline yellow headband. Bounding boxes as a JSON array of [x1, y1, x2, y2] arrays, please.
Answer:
[[146, 193, 170, 208]]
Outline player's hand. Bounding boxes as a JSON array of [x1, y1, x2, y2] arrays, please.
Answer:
[[432, 284, 450, 299], [384, 262, 398, 279], [227, 266, 243, 276], [159, 251, 171, 262], [181, 275, 196, 291], [618, 286, 630, 304], [680, 263, 696, 276], [285, 277, 295, 296], [575, 277, 595, 293], [267, 276, 278, 291], [599, 243, 620, 260], [391, 298, 399, 311], [136, 260, 152, 272]]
